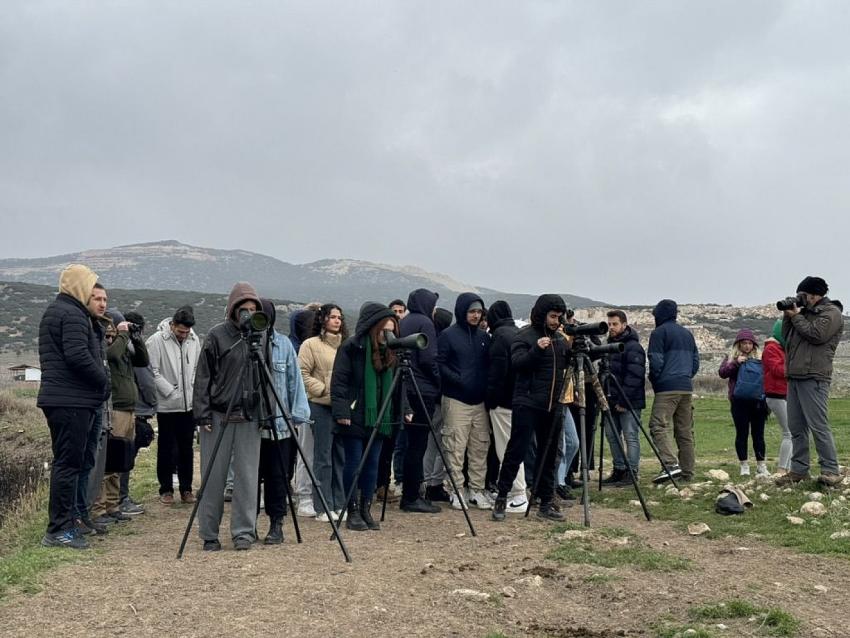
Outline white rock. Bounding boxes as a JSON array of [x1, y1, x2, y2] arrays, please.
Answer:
[[830, 530, 850, 540], [800, 501, 828, 517], [814, 585, 829, 593], [629, 500, 642, 508], [687, 522, 711, 536], [451, 588, 490, 601], [808, 491, 824, 501], [501, 586, 517, 598], [783, 488, 794, 493], [562, 530, 592, 540], [609, 536, 631, 546], [678, 488, 694, 498], [516, 575, 544, 588], [716, 624, 728, 630], [786, 516, 805, 525], [684, 630, 698, 636], [707, 469, 730, 481], [665, 486, 680, 496], [759, 493, 771, 501], [648, 500, 660, 506]]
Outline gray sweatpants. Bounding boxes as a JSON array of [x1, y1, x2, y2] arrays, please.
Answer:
[[198, 414, 261, 543], [787, 379, 839, 475]]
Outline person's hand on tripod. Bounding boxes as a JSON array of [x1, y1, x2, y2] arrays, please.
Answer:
[[404, 413, 413, 423], [615, 405, 626, 413]]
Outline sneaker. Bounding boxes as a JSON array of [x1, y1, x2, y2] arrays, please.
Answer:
[[467, 490, 492, 510], [119, 500, 145, 516], [491, 496, 507, 522], [425, 485, 451, 502], [740, 461, 750, 476], [203, 539, 221, 552], [108, 510, 132, 522], [756, 463, 770, 478], [234, 537, 253, 551], [400, 497, 441, 513], [505, 496, 529, 514], [652, 465, 682, 484], [536, 502, 565, 521], [817, 472, 842, 488], [159, 492, 175, 505], [81, 517, 109, 535], [555, 484, 572, 500], [296, 500, 316, 518], [180, 491, 196, 504], [315, 510, 340, 522], [73, 518, 95, 536], [775, 471, 809, 487], [223, 486, 233, 502], [449, 491, 467, 511], [41, 528, 90, 549], [93, 514, 118, 526]]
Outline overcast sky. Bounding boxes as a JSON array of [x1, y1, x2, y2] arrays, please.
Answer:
[[2, 2, 848, 306]]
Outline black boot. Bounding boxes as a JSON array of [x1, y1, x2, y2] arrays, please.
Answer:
[[601, 468, 626, 485], [425, 485, 451, 502], [346, 500, 368, 532], [264, 517, 284, 545], [491, 496, 507, 522], [360, 497, 380, 530]]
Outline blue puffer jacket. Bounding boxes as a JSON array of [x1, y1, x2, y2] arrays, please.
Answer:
[[437, 292, 490, 405], [647, 300, 700, 393], [399, 288, 440, 398]]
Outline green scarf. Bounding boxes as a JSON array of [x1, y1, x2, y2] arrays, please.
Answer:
[[364, 338, 394, 436]]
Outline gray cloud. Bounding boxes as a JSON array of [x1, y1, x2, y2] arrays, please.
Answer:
[[2, 1, 849, 305]]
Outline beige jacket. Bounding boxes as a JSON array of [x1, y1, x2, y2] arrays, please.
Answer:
[[298, 332, 342, 405]]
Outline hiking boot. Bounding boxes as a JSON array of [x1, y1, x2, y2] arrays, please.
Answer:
[[774, 471, 809, 487], [555, 484, 572, 500], [615, 471, 636, 487], [264, 517, 284, 545], [652, 465, 682, 484], [180, 491, 196, 504], [81, 516, 109, 535], [203, 539, 221, 552], [41, 528, 89, 550], [159, 492, 175, 505], [73, 518, 95, 536], [234, 537, 253, 551], [119, 500, 145, 516], [360, 498, 381, 530], [425, 485, 451, 502], [536, 502, 565, 522], [467, 490, 492, 510], [223, 486, 233, 502], [375, 485, 400, 503], [601, 468, 627, 485], [346, 502, 368, 532], [400, 497, 441, 514], [817, 472, 842, 488], [491, 496, 507, 522]]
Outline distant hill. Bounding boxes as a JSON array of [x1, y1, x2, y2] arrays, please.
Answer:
[[0, 240, 604, 314]]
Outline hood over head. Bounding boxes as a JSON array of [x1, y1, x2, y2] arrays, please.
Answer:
[[433, 308, 453, 335], [59, 264, 98, 307], [226, 282, 261, 322], [260, 298, 277, 331], [486, 300, 514, 329], [355, 302, 396, 337], [652, 299, 678, 327], [406, 288, 439, 318], [529, 294, 567, 330], [453, 292, 486, 326], [771, 319, 785, 347]]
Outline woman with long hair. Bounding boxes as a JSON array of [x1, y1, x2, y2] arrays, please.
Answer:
[[719, 328, 768, 476]]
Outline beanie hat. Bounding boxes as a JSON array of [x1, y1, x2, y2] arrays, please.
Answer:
[[467, 300, 484, 312], [172, 306, 195, 327], [105, 308, 125, 325], [124, 311, 145, 329], [772, 319, 785, 347], [796, 276, 828, 296], [733, 328, 758, 346]]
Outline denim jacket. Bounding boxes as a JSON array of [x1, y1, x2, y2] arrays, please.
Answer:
[[265, 330, 311, 439]]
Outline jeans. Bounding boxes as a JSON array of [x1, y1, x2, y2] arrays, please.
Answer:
[[75, 407, 102, 519], [765, 397, 792, 471], [341, 435, 383, 503], [605, 409, 641, 472], [556, 406, 580, 485], [787, 378, 839, 475], [44, 407, 96, 534], [422, 399, 446, 487]]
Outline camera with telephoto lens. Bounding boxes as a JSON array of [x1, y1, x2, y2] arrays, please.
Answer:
[[776, 293, 806, 311], [237, 309, 269, 347], [383, 330, 428, 351]]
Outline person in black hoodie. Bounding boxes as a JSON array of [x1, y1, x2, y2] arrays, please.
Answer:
[[493, 294, 571, 522], [484, 301, 528, 513], [331, 302, 412, 531], [600, 310, 646, 485], [437, 293, 492, 510], [421, 308, 454, 501], [397, 289, 442, 513]]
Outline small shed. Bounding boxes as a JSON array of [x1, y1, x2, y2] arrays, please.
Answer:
[[8, 365, 41, 382]]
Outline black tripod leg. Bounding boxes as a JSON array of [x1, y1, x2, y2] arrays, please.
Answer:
[[577, 406, 591, 527], [598, 412, 605, 491], [177, 379, 242, 559], [379, 471, 390, 522], [409, 374, 476, 537], [523, 410, 563, 519], [601, 409, 651, 521]]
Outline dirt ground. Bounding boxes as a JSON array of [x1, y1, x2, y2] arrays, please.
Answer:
[[1, 494, 848, 638]]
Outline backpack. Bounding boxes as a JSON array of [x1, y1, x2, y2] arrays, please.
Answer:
[[733, 359, 764, 401]]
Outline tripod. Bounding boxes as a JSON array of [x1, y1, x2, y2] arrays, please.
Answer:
[[332, 347, 476, 538], [177, 328, 352, 562]]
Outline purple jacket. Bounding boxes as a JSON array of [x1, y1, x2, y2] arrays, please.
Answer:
[[718, 356, 741, 400]]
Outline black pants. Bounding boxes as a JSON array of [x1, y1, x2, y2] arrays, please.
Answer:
[[44, 407, 96, 534], [497, 405, 561, 504], [401, 393, 436, 503], [118, 415, 149, 502], [156, 411, 195, 495], [569, 392, 598, 472], [258, 437, 291, 519], [730, 398, 767, 461]]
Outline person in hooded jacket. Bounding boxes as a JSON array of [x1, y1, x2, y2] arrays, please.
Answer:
[[397, 288, 443, 513], [331, 302, 411, 531], [193, 282, 266, 551], [647, 299, 700, 483], [763, 319, 791, 474], [421, 308, 454, 501], [437, 293, 492, 510], [492, 294, 571, 522], [38, 265, 110, 549], [484, 301, 528, 513], [146, 305, 201, 505], [256, 298, 310, 545]]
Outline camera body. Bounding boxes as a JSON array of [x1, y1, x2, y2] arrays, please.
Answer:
[[128, 323, 143, 337], [776, 293, 806, 311]]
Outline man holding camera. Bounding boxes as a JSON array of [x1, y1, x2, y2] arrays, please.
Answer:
[[775, 277, 844, 488]]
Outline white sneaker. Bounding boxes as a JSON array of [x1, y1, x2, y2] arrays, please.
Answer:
[[467, 490, 493, 510], [449, 491, 467, 511], [505, 496, 528, 514], [756, 463, 770, 477], [296, 500, 316, 518], [740, 462, 750, 476], [315, 510, 339, 522]]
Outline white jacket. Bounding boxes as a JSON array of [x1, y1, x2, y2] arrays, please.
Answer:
[[145, 318, 201, 413]]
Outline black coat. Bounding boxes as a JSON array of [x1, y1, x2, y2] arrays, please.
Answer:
[[485, 318, 518, 410], [511, 324, 570, 412], [399, 289, 440, 398], [606, 326, 647, 410], [37, 293, 110, 410], [437, 293, 490, 405]]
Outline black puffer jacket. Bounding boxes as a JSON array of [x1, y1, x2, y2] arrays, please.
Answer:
[[511, 295, 570, 412], [37, 293, 109, 410], [437, 292, 490, 405], [399, 288, 440, 397], [485, 301, 518, 410], [606, 326, 647, 410]]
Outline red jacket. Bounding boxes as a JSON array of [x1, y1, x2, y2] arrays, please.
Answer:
[[762, 339, 787, 398]]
